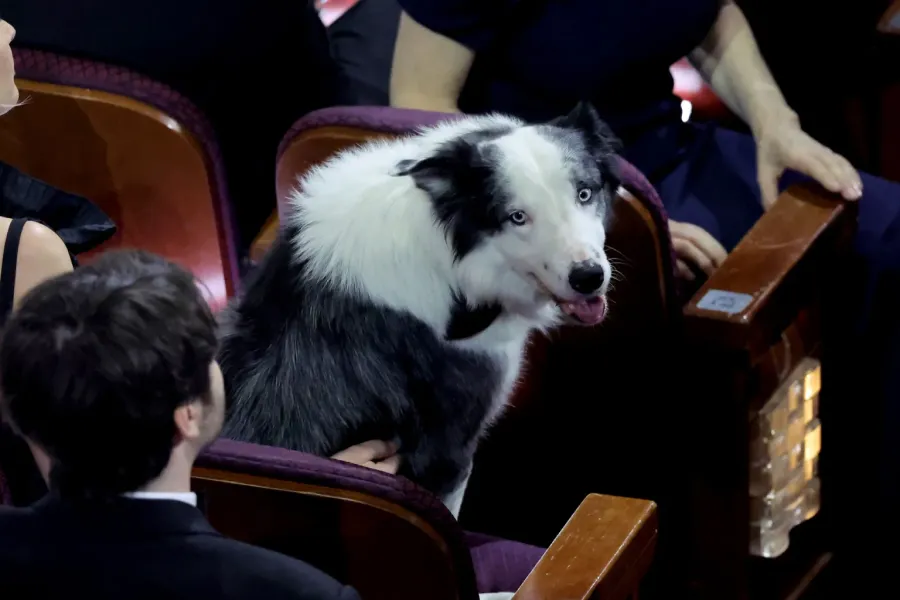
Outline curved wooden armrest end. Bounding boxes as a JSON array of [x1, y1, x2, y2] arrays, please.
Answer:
[[682, 182, 854, 351], [513, 494, 658, 600]]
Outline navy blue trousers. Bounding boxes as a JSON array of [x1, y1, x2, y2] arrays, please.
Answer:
[[650, 122, 900, 265]]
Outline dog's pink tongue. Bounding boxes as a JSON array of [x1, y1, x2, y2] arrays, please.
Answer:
[[560, 296, 607, 325]]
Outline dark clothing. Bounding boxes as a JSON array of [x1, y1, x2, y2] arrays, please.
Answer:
[[0, 163, 116, 255], [0, 218, 27, 321], [0, 495, 360, 599], [0, 218, 49, 507], [5, 0, 344, 256], [329, 0, 402, 106], [399, 0, 719, 169]]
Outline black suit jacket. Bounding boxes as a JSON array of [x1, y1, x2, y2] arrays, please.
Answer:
[[3, 0, 350, 253], [0, 496, 360, 600]]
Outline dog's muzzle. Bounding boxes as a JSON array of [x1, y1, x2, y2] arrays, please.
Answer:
[[558, 261, 608, 326]]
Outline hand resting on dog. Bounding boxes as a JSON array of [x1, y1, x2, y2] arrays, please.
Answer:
[[331, 440, 402, 474]]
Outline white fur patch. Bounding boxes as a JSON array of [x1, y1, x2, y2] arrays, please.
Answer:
[[288, 114, 530, 333]]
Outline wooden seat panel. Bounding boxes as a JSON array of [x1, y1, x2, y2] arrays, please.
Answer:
[[0, 80, 233, 309]]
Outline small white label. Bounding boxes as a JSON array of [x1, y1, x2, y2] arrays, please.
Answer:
[[695, 290, 753, 315]]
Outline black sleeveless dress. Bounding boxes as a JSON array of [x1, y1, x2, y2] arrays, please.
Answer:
[[0, 219, 51, 506]]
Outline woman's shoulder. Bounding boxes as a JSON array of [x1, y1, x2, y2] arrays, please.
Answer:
[[0, 218, 73, 304], [12, 219, 69, 265]]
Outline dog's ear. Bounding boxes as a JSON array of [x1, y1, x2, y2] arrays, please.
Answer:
[[395, 156, 454, 197], [395, 142, 481, 197], [550, 101, 621, 158]]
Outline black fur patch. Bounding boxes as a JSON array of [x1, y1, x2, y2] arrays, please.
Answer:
[[218, 224, 503, 498], [445, 293, 503, 341], [395, 125, 515, 261]]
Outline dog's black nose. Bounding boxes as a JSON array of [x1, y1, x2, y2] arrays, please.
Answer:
[[568, 261, 606, 295]]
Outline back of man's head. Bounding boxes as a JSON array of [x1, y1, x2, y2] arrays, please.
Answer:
[[0, 250, 220, 500]]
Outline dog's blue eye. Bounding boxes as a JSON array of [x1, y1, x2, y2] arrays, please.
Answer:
[[577, 188, 592, 204], [508, 210, 529, 226]]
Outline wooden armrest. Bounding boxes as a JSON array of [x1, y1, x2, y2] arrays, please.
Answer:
[[513, 494, 657, 600], [682, 182, 854, 352]]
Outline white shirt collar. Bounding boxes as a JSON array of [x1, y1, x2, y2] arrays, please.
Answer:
[[122, 491, 198, 507]]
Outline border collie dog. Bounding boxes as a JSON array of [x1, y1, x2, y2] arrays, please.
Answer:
[[219, 102, 620, 517]]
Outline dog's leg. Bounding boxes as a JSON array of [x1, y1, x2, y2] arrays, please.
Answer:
[[400, 435, 472, 518], [441, 470, 471, 520], [479, 593, 515, 600]]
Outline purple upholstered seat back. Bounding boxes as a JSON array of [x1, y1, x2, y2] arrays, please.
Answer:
[[197, 438, 480, 599], [276, 105, 677, 276], [12, 48, 241, 289]]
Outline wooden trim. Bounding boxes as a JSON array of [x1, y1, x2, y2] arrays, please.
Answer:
[[14, 78, 237, 300], [683, 183, 850, 351], [192, 466, 456, 568], [16, 79, 188, 132], [619, 188, 670, 309], [249, 212, 279, 263], [512, 494, 657, 600]]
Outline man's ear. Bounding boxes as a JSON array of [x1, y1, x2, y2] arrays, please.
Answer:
[[550, 101, 621, 158], [173, 402, 202, 441]]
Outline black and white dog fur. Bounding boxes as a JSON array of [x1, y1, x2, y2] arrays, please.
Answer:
[[218, 102, 620, 519]]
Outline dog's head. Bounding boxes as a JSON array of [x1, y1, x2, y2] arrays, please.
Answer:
[[396, 102, 620, 326]]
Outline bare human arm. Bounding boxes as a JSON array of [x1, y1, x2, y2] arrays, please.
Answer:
[[687, 1, 789, 135], [389, 10, 471, 113], [688, 1, 862, 208]]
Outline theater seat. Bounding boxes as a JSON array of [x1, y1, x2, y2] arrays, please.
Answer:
[[194, 438, 658, 600], [0, 49, 240, 309]]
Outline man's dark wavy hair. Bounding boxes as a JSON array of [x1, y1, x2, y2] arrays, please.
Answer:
[[0, 250, 218, 500]]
